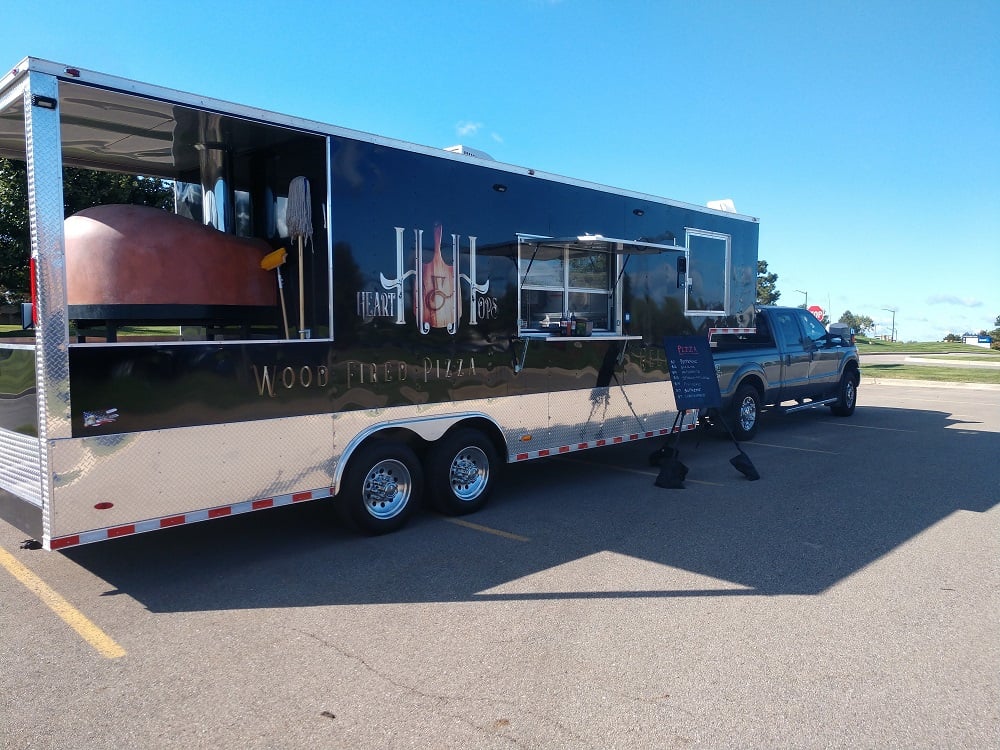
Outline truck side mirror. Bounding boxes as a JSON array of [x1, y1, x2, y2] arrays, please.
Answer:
[[21, 302, 33, 329]]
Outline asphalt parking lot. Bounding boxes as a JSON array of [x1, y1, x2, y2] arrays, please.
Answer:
[[1, 381, 998, 749]]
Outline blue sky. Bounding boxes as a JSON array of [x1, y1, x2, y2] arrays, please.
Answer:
[[4, 0, 997, 340]]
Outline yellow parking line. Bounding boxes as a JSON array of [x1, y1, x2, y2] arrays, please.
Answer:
[[443, 517, 531, 542], [0, 546, 125, 659]]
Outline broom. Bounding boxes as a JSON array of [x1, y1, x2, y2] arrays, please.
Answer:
[[287, 177, 313, 339], [260, 247, 290, 339]]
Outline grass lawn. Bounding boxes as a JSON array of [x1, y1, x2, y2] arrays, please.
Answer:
[[862, 363, 1000, 385], [856, 338, 1000, 356]]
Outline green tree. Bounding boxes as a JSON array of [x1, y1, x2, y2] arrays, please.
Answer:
[[0, 158, 173, 301], [992, 315, 1000, 350], [756, 260, 780, 305], [838, 310, 874, 335], [943, 333, 962, 342]]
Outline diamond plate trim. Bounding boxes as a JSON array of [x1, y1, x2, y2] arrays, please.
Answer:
[[0, 429, 43, 506]]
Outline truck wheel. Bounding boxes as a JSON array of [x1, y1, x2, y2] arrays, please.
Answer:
[[830, 372, 858, 417], [339, 441, 422, 535], [730, 384, 761, 441], [427, 428, 499, 515]]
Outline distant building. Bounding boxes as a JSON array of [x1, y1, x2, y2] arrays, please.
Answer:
[[962, 333, 993, 348]]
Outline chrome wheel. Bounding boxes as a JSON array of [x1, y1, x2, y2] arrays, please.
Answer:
[[449, 445, 490, 501], [340, 441, 422, 534], [361, 458, 412, 520], [738, 395, 757, 433], [429, 428, 500, 515]]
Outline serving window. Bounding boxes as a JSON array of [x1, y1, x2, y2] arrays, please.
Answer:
[[519, 240, 612, 331], [517, 235, 680, 335]]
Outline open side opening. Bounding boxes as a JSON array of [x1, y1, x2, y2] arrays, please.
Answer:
[[516, 234, 683, 336], [0, 78, 331, 343]]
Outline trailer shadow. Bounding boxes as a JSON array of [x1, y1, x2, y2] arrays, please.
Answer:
[[64, 403, 999, 612]]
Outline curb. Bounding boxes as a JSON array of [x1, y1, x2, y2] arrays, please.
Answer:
[[861, 377, 1000, 391]]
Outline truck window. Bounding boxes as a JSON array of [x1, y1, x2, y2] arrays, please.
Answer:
[[798, 310, 829, 344], [773, 310, 803, 349]]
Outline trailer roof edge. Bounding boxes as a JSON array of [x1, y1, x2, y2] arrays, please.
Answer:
[[3, 56, 759, 223]]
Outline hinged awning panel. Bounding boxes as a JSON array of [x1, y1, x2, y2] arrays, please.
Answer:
[[520, 234, 685, 255]]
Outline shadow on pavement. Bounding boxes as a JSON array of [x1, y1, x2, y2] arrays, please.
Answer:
[[64, 403, 999, 611]]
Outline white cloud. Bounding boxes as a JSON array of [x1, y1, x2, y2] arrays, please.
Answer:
[[926, 294, 983, 307], [491, 132, 504, 144], [456, 121, 483, 137]]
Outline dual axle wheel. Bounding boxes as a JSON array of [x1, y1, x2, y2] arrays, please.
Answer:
[[338, 428, 499, 535]]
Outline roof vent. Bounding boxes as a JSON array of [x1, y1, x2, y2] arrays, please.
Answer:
[[707, 199, 737, 213], [444, 144, 495, 161]]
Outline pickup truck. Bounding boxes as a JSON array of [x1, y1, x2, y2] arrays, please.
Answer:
[[707, 306, 861, 440]]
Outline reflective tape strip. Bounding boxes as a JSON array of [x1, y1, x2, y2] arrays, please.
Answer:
[[49, 486, 336, 550], [513, 424, 695, 462]]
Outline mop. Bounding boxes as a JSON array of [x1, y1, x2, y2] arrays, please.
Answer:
[[260, 247, 290, 339], [286, 176, 313, 338]]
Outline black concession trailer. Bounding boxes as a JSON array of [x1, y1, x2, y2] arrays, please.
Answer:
[[0, 57, 759, 549]]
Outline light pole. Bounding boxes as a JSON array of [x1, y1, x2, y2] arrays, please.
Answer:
[[881, 307, 896, 342], [795, 289, 808, 309]]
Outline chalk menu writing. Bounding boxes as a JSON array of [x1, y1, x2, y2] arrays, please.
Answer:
[[663, 335, 722, 410]]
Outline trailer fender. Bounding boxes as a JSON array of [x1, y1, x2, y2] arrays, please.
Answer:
[[333, 412, 504, 494]]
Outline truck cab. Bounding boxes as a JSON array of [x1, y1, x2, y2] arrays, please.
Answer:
[[710, 307, 861, 439]]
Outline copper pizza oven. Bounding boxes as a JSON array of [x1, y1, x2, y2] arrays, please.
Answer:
[[64, 204, 278, 338]]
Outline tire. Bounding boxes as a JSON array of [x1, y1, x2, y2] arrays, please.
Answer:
[[427, 428, 499, 515], [729, 383, 761, 441], [339, 441, 422, 535], [830, 371, 858, 417]]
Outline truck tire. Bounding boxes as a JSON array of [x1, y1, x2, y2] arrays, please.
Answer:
[[830, 371, 858, 417], [339, 441, 422, 535], [427, 428, 499, 515], [730, 383, 761, 441]]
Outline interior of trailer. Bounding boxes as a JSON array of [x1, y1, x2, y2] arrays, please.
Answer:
[[0, 78, 330, 343]]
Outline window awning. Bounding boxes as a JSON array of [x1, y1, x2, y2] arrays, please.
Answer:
[[520, 234, 685, 255]]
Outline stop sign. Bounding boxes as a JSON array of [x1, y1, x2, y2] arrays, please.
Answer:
[[808, 305, 825, 321]]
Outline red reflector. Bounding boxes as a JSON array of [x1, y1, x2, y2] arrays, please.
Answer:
[[515, 453, 529, 461], [160, 515, 185, 527], [292, 491, 312, 502], [558, 446, 570, 453], [29, 257, 37, 325], [51, 535, 80, 550], [252, 498, 274, 510], [108, 525, 135, 538], [94, 502, 114, 510], [208, 507, 232, 518]]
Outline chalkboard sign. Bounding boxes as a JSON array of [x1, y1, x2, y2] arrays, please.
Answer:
[[663, 335, 722, 410]]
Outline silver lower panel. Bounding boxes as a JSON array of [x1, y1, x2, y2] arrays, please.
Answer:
[[46, 383, 681, 541]]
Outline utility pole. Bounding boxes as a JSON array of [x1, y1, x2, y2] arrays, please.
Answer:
[[795, 289, 808, 309], [881, 307, 896, 342]]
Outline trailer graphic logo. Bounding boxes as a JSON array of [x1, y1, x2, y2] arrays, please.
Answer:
[[376, 224, 490, 334]]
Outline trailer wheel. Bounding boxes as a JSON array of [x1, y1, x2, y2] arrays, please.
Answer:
[[830, 371, 858, 417], [339, 441, 422, 535], [428, 428, 499, 515], [730, 383, 761, 441]]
